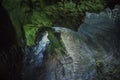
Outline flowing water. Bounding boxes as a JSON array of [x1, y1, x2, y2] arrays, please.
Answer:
[[23, 31, 50, 80], [24, 6, 120, 80], [52, 27, 96, 80]]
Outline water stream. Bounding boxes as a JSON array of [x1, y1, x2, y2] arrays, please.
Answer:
[[23, 6, 120, 80], [23, 31, 50, 80]]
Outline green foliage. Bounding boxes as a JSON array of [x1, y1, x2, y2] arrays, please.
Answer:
[[48, 32, 61, 48], [44, 0, 105, 29], [24, 0, 106, 46], [31, 11, 52, 27], [46, 31, 65, 56], [24, 11, 52, 46], [24, 24, 39, 46], [47, 32, 59, 55], [3, 0, 106, 46], [78, 0, 105, 12], [44, 1, 82, 29]]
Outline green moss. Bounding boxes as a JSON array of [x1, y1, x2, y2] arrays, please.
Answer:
[[78, 0, 105, 12], [24, 0, 106, 46], [24, 11, 52, 46], [48, 32, 60, 48], [24, 24, 39, 46], [44, 0, 105, 30], [3, 0, 106, 46], [46, 31, 66, 56], [44, 1, 81, 29], [47, 32, 61, 54], [31, 11, 52, 27]]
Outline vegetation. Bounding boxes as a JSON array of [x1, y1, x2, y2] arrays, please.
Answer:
[[3, 0, 106, 46], [47, 31, 66, 56], [23, 0, 105, 46], [24, 12, 52, 46], [44, 0, 105, 29]]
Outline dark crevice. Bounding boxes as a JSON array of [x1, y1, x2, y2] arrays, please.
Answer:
[[0, 2, 17, 51]]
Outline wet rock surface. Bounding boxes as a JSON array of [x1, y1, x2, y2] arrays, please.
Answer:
[[24, 6, 120, 80], [23, 32, 50, 80], [47, 6, 120, 80]]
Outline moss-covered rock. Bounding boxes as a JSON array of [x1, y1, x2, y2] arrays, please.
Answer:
[[44, 0, 105, 30], [23, 0, 105, 46], [24, 11, 52, 46], [46, 31, 66, 56]]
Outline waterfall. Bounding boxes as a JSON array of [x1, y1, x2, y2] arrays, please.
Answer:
[[23, 31, 50, 80], [50, 6, 120, 80], [53, 27, 96, 80], [24, 5, 120, 80]]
